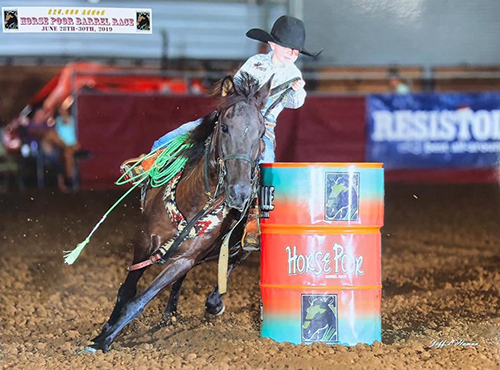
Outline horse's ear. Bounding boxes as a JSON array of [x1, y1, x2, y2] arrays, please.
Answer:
[[221, 76, 235, 97], [257, 74, 273, 105]]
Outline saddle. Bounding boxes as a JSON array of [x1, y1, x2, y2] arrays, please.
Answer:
[[119, 151, 161, 185]]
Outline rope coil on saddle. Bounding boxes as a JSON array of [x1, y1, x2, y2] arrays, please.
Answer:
[[116, 133, 193, 188]]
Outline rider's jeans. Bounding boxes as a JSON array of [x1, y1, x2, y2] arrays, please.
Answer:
[[151, 118, 203, 151], [261, 136, 275, 163]]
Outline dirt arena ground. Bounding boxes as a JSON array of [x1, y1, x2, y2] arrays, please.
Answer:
[[0, 183, 499, 369]]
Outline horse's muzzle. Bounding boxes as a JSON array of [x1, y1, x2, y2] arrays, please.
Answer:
[[226, 183, 252, 211]]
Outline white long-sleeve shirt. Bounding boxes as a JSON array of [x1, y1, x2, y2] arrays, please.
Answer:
[[152, 51, 306, 151], [234, 51, 306, 141]]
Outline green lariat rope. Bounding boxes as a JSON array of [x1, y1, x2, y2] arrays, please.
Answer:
[[63, 133, 193, 265]]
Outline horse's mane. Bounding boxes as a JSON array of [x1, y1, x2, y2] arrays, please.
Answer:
[[183, 72, 261, 168]]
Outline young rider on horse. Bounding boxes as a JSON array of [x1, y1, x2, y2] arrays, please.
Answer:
[[124, 15, 322, 249]]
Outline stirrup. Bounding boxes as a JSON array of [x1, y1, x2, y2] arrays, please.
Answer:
[[242, 241, 260, 252]]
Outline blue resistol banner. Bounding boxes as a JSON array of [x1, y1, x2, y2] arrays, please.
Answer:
[[366, 93, 500, 169]]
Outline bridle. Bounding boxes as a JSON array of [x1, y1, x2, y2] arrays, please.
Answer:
[[203, 109, 262, 205]]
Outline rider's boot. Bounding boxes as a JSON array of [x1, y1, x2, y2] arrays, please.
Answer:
[[242, 204, 261, 251]]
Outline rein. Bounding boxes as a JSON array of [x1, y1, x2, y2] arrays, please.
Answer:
[[202, 123, 261, 293], [264, 77, 300, 119]]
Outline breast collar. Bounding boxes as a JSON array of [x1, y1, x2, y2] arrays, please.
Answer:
[[163, 173, 228, 238]]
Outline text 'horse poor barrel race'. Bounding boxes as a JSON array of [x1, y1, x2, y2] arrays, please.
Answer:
[[259, 162, 384, 345]]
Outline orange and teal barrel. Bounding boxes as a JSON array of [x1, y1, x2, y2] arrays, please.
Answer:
[[260, 163, 384, 345]]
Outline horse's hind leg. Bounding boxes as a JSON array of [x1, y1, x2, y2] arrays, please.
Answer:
[[160, 273, 187, 325], [92, 269, 146, 343], [90, 257, 194, 353]]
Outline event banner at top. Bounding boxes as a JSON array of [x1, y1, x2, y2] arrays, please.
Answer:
[[366, 93, 500, 169], [2, 7, 152, 34]]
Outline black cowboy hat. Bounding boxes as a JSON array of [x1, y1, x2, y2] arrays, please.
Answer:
[[246, 15, 323, 57]]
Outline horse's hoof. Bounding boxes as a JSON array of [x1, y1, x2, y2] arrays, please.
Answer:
[[205, 301, 225, 316], [84, 338, 112, 353]]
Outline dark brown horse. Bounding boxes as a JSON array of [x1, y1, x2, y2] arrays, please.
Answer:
[[88, 73, 271, 353]]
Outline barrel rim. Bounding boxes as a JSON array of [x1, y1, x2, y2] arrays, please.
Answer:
[[260, 284, 382, 290], [260, 162, 384, 168], [261, 224, 382, 234]]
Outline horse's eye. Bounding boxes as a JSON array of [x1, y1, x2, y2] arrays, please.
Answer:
[[221, 123, 229, 133]]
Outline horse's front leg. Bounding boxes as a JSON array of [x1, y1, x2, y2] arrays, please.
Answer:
[[205, 250, 252, 316], [88, 257, 194, 353], [160, 273, 187, 325], [92, 269, 146, 344]]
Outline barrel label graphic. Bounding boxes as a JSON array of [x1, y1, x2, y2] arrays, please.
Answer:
[[325, 172, 360, 221], [286, 242, 365, 278], [263, 234, 379, 287], [301, 294, 338, 343], [259, 185, 275, 218]]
